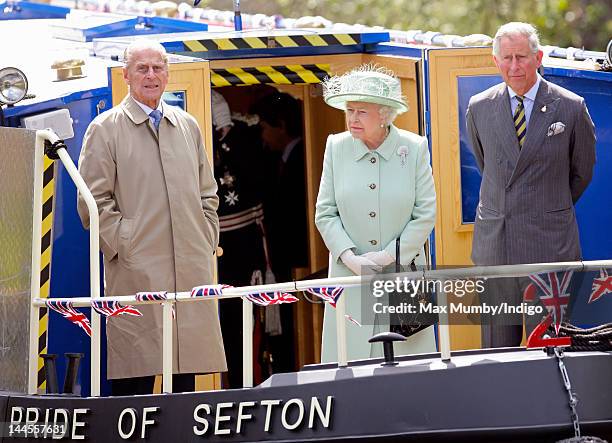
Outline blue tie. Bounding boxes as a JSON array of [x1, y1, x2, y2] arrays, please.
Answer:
[[149, 110, 162, 131]]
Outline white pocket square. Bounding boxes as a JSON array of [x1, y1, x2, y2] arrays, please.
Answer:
[[547, 122, 565, 137]]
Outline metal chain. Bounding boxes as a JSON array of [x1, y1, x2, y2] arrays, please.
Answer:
[[554, 347, 581, 438]]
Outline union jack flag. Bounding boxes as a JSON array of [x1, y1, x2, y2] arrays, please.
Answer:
[[136, 291, 175, 318], [588, 268, 612, 304], [245, 291, 299, 307], [135, 291, 168, 302], [527, 271, 573, 334], [191, 284, 232, 297], [305, 286, 344, 307], [91, 300, 143, 318], [46, 300, 91, 337]]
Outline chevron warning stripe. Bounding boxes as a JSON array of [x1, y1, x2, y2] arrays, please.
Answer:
[[181, 33, 360, 53], [211, 64, 331, 87], [37, 154, 55, 391]]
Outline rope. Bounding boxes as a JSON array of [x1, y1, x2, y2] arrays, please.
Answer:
[[557, 437, 608, 443], [553, 322, 612, 352]]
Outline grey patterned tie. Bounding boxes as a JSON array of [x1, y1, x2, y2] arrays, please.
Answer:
[[149, 110, 162, 131]]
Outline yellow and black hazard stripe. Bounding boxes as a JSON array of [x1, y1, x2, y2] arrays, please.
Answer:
[[37, 154, 55, 391], [211, 64, 331, 87], [182, 33, 361, 53]]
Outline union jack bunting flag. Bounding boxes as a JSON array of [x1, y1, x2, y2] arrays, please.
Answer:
[[135, 291, 175, 318], [46, 300, 91, 337], [135, 291, 168, 301], [91, 300, 143, 318], [190, 284, 232, 297], [245, 291, 299, 307], [588, 268, 612, 304], [528, 271, 573, 334], [305, 286, 344, 308]]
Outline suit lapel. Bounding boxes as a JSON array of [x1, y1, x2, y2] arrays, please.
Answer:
[[508, 80, 559, 185], [492, 85, 521, 168]]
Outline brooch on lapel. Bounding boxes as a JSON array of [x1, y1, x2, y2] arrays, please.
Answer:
[[541, 105, 547, 112], [547, 122, 566, 137], [397, 146, 409, 166]]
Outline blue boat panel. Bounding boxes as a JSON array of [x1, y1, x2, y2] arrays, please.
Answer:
[[543, 66, 612, 83], [141, 15, 209, 32], [54, 15, 208, 42], [3, 88, 112, 118], [544, 74, 612, 260], [457, 75, 502, 224], [81, 17, 140, 41], [369, 42, 426, 58], [0, 1, 69, 20], [359, 31, 390, 44]]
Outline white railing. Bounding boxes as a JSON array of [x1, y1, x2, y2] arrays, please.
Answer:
[[29, 130, 612, 397], [29, 130, 102, 395]]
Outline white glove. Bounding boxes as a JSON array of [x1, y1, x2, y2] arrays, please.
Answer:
[[340, 249, 380, 275], [361, 250, 395, 267]]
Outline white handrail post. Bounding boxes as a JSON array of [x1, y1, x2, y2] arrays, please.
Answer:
[[336, 293, 348, 368], [242, 297, 253, 388], [162, 300, 173, 393], [53, 138, 101, 397], [436, 280, 451, 362]]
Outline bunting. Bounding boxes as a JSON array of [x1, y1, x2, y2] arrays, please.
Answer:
[[136, 291, 175, 318], [588, 268, 612, 304], [191, 284, 232, 297], [45, 300, 91, 337], [305, 286, 344, 307], [245, 291, 299, 306], [91, 300, 143, 318]]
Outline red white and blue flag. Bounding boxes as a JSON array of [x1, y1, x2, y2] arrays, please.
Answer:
[[527, 271, 573, 334], [46, 300, 91, 337], [191, 284, 232, 297], [91, 300, 142, 318], [135, 291, 168, 302], [245, 291, 299, 307], [588, 268, 612, 304], [305, 286, 344, 307], [135, 291, 175, 318]]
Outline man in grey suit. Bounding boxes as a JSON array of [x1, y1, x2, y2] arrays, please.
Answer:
[[466, 22, 596, 347]]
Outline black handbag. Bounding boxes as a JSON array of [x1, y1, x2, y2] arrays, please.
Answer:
[[389, 238, 436, 337]]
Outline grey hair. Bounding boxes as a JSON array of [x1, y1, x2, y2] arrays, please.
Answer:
[[123, 39, 168, 67], [378, 105, 398, 125], [492, 22, 540, 58], [343, 103, 398, 126]]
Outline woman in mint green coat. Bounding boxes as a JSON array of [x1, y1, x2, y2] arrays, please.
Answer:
[[315, 65, 437, 363]]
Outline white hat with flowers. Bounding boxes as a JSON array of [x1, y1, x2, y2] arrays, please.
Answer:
[[322, 64, 408, 114]]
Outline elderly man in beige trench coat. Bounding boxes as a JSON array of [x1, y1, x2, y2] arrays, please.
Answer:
[[77, 39, 226, 395]]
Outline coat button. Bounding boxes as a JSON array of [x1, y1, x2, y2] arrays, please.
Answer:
[[369, 211, 376, 217], [369, 183, 376, 189], [370, 157, 376, 164], [370, 240, 377, 245]]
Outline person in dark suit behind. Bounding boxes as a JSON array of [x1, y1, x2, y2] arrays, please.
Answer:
[[466, 22, 596, 347], [252, 92, 308, 373], [211, 90, 268, 388], [254, 92, 308, 281]]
